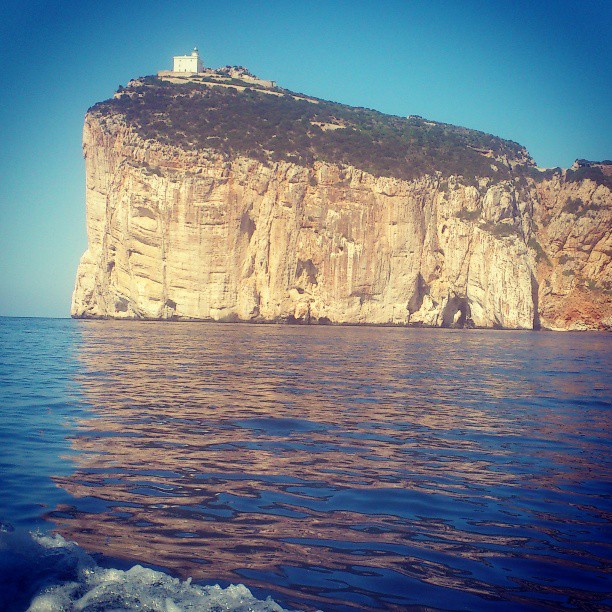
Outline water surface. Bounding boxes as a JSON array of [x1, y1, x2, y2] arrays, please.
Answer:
[[0, 318, 610, 610]]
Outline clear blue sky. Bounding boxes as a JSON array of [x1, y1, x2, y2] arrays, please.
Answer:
[[0, 0, 610, 317]]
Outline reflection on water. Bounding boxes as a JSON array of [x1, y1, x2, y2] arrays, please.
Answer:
[[50, 322, 611, 610]]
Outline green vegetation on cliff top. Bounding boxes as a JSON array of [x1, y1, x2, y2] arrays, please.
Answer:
[[91, 75, 608, 184]]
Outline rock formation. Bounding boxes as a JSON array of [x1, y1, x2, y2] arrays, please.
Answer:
[[72, 77, 611, 330]]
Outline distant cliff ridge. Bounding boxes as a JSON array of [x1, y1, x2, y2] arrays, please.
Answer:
[[71, 73, 611, 330]]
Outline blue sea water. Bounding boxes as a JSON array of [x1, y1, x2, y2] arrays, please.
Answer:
[[0, 317, 610, 610]]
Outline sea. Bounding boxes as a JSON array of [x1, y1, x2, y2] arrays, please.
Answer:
[[0, 317, 610, 611]]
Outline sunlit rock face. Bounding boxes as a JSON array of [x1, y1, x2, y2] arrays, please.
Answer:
[[71, 113, 611, 330], [532, 176, 611, 330]]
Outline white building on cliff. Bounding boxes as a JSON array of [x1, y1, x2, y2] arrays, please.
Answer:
[[173, 48, 203, 73]]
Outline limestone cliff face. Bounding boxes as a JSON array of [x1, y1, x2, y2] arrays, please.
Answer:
[[533, 177, 611, 330], [72, 113, 611, 329]]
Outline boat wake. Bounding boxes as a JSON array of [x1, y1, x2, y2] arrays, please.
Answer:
[[0, 526, 290, 611]]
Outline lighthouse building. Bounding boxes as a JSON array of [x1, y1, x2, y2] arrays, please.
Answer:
[[173, 48, 203, 73]]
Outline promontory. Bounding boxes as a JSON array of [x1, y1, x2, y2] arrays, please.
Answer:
[[71, 63, 611, 330]]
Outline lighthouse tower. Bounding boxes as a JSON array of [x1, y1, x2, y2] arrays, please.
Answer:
[[172, 48, 203, 73]]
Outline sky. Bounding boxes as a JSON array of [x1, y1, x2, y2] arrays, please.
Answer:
[[0, 0, 610, 318]]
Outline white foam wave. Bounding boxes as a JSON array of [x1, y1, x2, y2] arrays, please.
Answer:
[[12, 531, 290, 611]]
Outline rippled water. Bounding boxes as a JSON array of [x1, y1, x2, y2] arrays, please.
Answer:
[[0, 318, 611, 610]]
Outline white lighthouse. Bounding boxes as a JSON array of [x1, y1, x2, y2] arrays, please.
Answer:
[[172, 48, 203, 73]]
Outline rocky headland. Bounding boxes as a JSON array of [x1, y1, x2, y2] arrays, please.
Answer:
[[71, 71, 611, 330]]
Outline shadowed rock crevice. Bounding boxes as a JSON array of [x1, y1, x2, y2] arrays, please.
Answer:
[[240, 209, 256, 240], [531, 273, 541, 330], [407, 273, 428, 315], [295, 259, 318, 286]]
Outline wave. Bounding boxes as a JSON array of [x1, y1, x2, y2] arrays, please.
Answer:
[[0, 527, 291, 611]]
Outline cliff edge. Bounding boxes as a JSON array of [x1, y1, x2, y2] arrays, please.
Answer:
[[72, 74, 611, 329]]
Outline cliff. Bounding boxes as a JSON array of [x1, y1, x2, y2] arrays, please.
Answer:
[[72, 76, 611, 329]]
